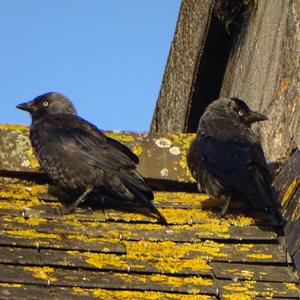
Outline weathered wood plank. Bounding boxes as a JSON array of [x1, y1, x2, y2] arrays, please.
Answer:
[[218, 279, 299, 298], [254, 298, 296, 300], [0, 264, 216, 295], [220, 0, 299, 163], [0, 232, 126, 254], [211, 262, 298, 283], [0, 201, 279, 229], [0, 214, 279, 243], [273, 150, 300, 275], [283, 186, 300, 224], [0, 182, 280, 227], [0, 246, 211, 276], [150, 0, 214, 133], [125, 240, 286, 264], [0, 227, 284, 264], [0, 284, 217, 300], [273, 150, 300, 209], [0, 125, 195, 183], [0, 181, 207, 209]]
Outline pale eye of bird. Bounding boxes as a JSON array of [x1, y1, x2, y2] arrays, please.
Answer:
[[43, 101, 49, 107], [238, 110, 244, 116]]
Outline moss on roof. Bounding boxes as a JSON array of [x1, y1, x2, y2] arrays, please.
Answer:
[[0, 126, 299, 299]]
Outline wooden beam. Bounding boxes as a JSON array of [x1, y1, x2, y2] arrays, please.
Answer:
[[150, 0, 214, 133], [220, 0, 300, 163], [273, 150, 300, 275]]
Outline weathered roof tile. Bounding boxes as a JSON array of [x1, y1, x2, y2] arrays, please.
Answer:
[[0, 126, 299, 298]]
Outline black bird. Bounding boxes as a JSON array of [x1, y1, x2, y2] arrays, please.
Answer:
[[17, 92, 166, 224], [187, 97, 281, 219]]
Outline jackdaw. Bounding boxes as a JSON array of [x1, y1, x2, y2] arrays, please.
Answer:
[[187, 97, 281, 219], [17, 92, 167, 224]]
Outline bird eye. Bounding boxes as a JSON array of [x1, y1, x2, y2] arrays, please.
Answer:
[[238, 110, 244, 116], [43, 101, 49, 107]]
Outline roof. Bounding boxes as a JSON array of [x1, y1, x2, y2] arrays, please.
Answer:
[[0, 124, 299, 299]]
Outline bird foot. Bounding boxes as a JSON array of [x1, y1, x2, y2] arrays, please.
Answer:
[[216, 210, 226, 219], [53, 204, 75, 215], [216, 198, 230, 218]]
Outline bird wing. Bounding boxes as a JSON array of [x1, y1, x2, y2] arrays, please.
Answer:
[[47, 116, 150, 195], [53, 127, 136, 171], [197, 136, 252, 186], [196, 135, 277, 209], [105, 136, 139, 164], [251, 143, 273, 184], [79, 120, 139, 164]]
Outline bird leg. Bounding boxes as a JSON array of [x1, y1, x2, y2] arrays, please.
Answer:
[[217, 197, 231, 218], [58, 186, 94, 215], [100, 196, 106, 215]]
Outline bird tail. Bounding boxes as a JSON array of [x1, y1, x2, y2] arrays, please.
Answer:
[[249, 171, 284, 225], [84, 152, 166, 224], [125, 182, 167, 225]]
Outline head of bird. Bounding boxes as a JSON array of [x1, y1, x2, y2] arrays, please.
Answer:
[[204, 97, 268, 127], [17, 92, 77, 120], [229, 97, 268, 126]]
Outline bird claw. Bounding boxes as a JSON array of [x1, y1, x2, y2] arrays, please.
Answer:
[[216, 210, 226, 219], [216, 198, 230, 218], [53, 205, 74, 215]]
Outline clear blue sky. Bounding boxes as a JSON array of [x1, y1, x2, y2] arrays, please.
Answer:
[[0, 1, 181, 131]]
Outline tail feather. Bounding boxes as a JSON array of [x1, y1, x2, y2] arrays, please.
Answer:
[[126, 183, 167, 225]]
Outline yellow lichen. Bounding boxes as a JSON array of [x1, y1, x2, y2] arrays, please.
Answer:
[[0, 124, 28, 131], [72, 287, 214, 299], [239, 270, 254, 280], [194, 223, 231, 237], [106, 131, 135, 142], [238, 244, 254, 252], [0, 183, 51, 209], [125, 240, 227, 259], [133, 145, 143, 156], [222, 281, 256, 293], [0, 199, 33, 210], [104, 210, 152, 222], [154, 191, 209, 206], [30, 184, 49, 196], [281, 177, 299, 206], [26, 147, 40, 169], [26, 217, 47, 226], [223, 293, 252, 300], [152, 193, 255, 227], [0, 283, 22, 287], [66, 234, 119, 249], [68, 251, 128, 270], [0, 183, 31, 199], [283, 282, 298, 290], [149, 273, 212, 288], [169, 133, 196, 181], [247, 253, 272, 259], [3, 215, 47, 226], [24, 266, 57, 282], [5, 229, 61, 240], [154, 256, 210, 273]]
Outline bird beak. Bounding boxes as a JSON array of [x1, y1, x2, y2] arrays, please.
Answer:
[[16, 100, 36, 113], [248, 110, 268, 123]]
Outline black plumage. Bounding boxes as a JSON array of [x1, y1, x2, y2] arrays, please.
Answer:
[[17, 92, 166, 224], [187, 97, 282, 219]]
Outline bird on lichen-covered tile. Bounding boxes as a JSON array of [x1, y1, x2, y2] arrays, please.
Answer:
[[17, 92, 166, 224], [187, 97, 282, 221]]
